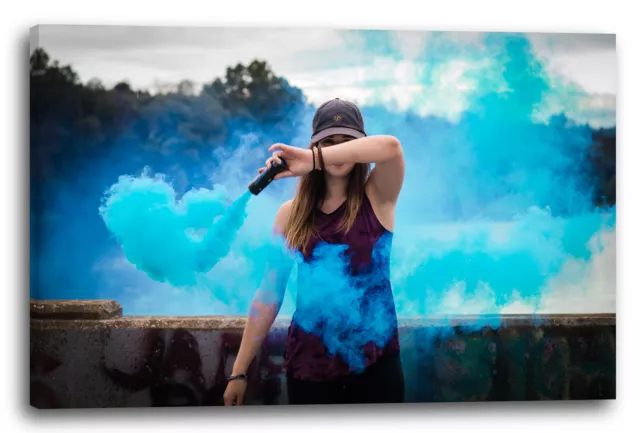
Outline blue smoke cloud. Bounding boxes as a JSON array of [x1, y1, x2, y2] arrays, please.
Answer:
[[98, 171, 251, 286], [34, 31, 615, 372]]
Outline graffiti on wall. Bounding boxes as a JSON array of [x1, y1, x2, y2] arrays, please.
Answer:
[[30, 322, 615, 408]]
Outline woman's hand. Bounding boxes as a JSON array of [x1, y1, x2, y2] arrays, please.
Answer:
[[223, 379, 248, 406], [257, 143, 314, 180]]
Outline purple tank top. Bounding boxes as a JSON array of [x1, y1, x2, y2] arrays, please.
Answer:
[[283, 193, 400, 381]]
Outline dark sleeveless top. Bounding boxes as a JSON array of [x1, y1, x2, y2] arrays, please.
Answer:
[[283, 193, 400, 382]]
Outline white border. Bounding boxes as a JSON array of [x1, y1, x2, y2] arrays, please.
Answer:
[[3, 1, 637, 432]]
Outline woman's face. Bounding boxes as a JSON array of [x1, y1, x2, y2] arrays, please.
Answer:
[[317, 135, 356, 178]]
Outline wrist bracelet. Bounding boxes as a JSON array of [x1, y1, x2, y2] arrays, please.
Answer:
[[228, 374, 248, 382], [317, 145, 325, 170]]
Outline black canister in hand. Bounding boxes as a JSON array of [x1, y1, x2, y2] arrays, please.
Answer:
[[248, 158, 288, 195]]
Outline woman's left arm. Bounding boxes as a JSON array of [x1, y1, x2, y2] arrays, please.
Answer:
[[321, 135, 405, 205], [267, 135, 405, 204]]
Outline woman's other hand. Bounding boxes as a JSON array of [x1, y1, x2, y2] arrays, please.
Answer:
[[223, 378, 248, 406]]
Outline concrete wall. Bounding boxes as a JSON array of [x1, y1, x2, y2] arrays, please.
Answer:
[[30, 300, 616, 408]]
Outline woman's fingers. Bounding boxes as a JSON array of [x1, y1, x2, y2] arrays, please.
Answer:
[[260, 149, 288, 178], [264, 152, 282, 168], [268, 143, 287, 153], [274, 170, 294, 180], [264, 152, 284, 170]]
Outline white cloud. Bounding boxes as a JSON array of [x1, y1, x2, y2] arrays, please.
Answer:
[[391, 30, 432, 60], [501, 228, 616, 314], [36, 25, 348, 89], [528, 32, 617, 95], [301, 86, 375, 107]]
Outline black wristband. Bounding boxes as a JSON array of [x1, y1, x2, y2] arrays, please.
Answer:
[[317, 145, 325, 170], [228, 374, 248, 382]]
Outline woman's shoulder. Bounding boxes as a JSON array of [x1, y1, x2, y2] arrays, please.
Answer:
[[278, 199, 294, 215], [273, 199, 294, 235]]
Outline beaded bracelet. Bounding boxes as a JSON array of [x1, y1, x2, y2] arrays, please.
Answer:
[[228, 374, 248, 382]]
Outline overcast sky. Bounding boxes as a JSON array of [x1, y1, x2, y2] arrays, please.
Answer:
[[31, 25, 616, 126]]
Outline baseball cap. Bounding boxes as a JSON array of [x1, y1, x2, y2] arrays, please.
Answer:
[[310, 98, 367, 144]]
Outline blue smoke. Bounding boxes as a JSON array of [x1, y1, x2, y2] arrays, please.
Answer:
[[287, 233, 398, 372], [98, 171, 251, 286]]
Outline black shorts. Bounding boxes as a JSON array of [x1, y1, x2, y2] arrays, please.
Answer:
[[286, 354, 405, 405]]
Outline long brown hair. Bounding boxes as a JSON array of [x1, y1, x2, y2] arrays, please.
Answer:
[[284, 142, 370, 254]]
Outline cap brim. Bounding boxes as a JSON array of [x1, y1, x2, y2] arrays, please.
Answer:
[[310, 127, 365, 144]]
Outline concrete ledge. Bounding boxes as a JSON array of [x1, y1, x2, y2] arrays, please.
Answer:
[[30, 313, 616, 330], [30, 299, 123, 320], [30, 299, 616, 408], [29, 299, 615, 330]]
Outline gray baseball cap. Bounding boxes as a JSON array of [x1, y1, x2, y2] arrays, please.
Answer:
[[310, 98, 367, 144]]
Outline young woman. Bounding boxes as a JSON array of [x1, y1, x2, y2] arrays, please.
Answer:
[[224, 98, 405, 405]]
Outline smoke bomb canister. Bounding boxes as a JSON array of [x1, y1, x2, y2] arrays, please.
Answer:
[[248, 158, 288, 195]]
